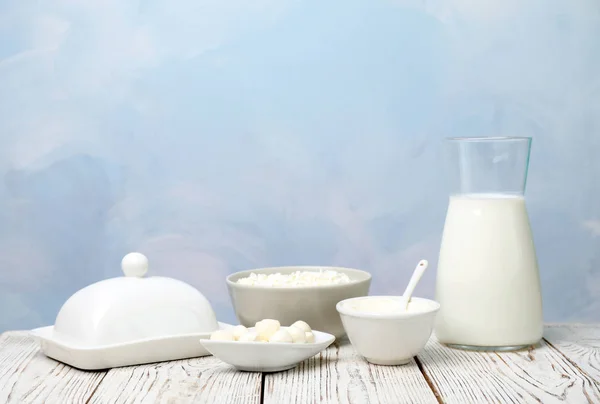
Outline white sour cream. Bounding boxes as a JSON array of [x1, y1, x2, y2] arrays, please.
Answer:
[[345, 297, 437, 314]]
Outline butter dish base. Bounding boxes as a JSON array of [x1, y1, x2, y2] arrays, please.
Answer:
[[31, 322, 233, 370]]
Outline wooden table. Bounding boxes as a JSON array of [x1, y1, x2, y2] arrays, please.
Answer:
[[0, 325, 598, 403]]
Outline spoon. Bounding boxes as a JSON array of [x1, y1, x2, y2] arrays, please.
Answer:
[[401, 260, 429, 310]]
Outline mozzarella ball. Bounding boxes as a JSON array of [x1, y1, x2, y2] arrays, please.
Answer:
[[210, 329, 234, 341], [291, 320, 311, 333], [269, 329, 293, 343], [231, 325, 249, 341], [255, 319, 280, 340], [287, 326, 306, 343], [305, 331, 315, 343], [238, 331, 258, 342], [256, 333, 270, 342]]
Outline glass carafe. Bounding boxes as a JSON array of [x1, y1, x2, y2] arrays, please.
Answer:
[[435, 137, 543, 351]]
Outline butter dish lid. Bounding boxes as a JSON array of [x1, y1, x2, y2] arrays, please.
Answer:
[[52, 252, 219, 347]]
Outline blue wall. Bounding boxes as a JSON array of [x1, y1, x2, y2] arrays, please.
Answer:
[[1, 0, 599, 331]]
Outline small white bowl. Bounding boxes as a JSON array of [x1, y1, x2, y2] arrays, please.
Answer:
[[336, 296, 440, 365], [199, 328, 335, 372]]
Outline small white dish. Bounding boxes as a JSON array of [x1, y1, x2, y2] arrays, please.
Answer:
[[199, 328, 335, 372], [337, 296, 440, 365], [31, 322, 233, 370]]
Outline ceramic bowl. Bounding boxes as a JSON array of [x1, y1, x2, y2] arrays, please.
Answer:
[[336, 296, 440, 365], [226, 266, 371, 338]]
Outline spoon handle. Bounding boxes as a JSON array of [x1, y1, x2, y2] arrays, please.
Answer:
[[402, 260, 429, 309]]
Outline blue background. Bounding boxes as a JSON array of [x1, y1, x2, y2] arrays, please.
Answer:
[[1, 0, 599, 331]]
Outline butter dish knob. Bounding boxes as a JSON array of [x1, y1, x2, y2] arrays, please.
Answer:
[[121, 252, 149, 278]]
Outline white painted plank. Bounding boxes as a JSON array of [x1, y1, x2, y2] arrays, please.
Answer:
[[263, 339, 439, 404], [418, 332, 600, 403], [544, 324, 600, 381], [0, 332, 106, 404], [2, 325, 598, 403], [89, 355, 262, 404]]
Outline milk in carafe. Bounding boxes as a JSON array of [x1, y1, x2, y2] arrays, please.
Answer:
[[435, 137, 543, 350], [435, 194, 542, 347]]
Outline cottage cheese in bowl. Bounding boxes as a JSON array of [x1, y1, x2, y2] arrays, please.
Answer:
[[227, 266, 372, 338], [236, 270, 352, 287]]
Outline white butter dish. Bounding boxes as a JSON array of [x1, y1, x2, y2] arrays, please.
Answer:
[[32, 252, 229, 370], [32, 322, 232, 370]]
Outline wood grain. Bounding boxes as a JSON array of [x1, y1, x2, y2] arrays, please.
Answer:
[[1, 326, 599, 403], [544, 324, 600, 381], [0, 332, 106, 404], [263, 338, 439, 404], [88, 355, 262, 404], [418, 336, 600, 403]]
